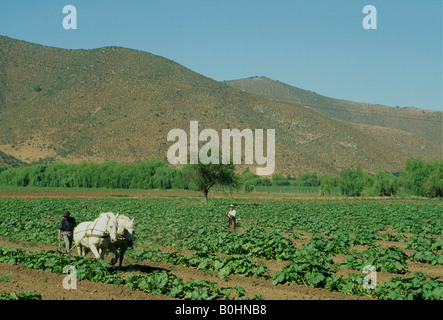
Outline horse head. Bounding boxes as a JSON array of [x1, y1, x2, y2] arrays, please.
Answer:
[[101, 212, 118, 243], [117, 215, 135, 247]]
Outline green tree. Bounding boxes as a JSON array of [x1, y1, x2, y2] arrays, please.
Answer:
[[0, 165, 7, 175], [423, 159, 443, 198], [296, 172, 319, 187], [370, 167, 398, 196], [271, 173, 289, 186], [257, 177, 272, 186], [240, 171, 259, 185], [339, 166, 367, 196], [402, 158, 433, 196], [243, 180, 255, 193], [184, 153, 239, 205], [319, 173, 335, 195]]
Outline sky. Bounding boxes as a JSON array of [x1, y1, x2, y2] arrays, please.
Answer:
[[0, 0, 442, 111]]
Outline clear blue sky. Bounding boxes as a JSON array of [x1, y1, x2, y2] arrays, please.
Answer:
[[1, 0, 442, 111]]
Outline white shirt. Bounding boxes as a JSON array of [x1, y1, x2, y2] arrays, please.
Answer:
[[227, 209, 236, 218]]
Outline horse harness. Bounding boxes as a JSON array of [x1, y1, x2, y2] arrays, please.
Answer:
[[74, 217, 115, 240]]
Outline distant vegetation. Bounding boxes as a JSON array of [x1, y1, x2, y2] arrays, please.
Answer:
[[0, 158, 441, 199], [0, 160, 184, 190], [0, 151, 24, 168], [240, 158, 442, 198]]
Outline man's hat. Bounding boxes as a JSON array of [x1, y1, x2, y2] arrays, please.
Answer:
[[229, 204, 235, 207], [63, 210, 70, 217]]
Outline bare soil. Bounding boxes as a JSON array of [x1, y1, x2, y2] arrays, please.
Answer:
[[0, 237, 367, 300], [1, 236, 441, 301], [0, 188, 437, 205], [0, 263, 172, 300]]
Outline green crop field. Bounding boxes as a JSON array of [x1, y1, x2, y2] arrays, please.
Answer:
[[0, 194, 442, 300]]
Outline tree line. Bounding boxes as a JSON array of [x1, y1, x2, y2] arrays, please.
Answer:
[[0, 157, 441, 198], [241, 158, 441, 198]]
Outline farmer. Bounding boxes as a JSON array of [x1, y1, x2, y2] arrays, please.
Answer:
[[57, 210, 76, 256], [225, 204, 236, 233]]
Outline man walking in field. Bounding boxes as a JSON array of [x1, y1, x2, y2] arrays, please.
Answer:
[[57, 210, 76, 256], [225, 204, 236, 233]]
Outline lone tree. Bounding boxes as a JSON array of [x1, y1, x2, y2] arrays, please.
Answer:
[[185, 152, 239, 205]]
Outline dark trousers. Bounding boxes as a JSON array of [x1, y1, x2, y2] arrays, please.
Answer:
[[62, 230, 73, 255], [229, 217, 236, 233]]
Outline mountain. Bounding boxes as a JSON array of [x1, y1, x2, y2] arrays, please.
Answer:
[[224, 76, 442, 146], [0, 36, 441, 176]]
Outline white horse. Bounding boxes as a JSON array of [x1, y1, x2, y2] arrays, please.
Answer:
[[106, 215, 135, 268], [74, 212, 118, 260]]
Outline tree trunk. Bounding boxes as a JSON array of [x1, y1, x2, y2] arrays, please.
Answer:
[[203, 190, 209, 205]]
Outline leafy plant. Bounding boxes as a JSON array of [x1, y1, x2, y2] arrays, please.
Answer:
[[340, 246, 409, 274], [272, 250, 335, 288], [404, 234, 443, 265], [375, 272, 443, 300], [129, 248, 269, 280], [0, 291, 42, 300], [334, 273, 369, 296], [305, 233, 352, 255]]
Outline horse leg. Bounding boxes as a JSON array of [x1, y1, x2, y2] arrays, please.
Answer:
[[90, 242, 101, 259], [100, 247, 107, 260], [99, 238, 112, 261], [109, 244, 120, 265], [119, 247, 126, 268]]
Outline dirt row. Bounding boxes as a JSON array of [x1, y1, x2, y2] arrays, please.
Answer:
[[0, 237, 366, 300], [1, 235, 441, 300], [0, 188, 436, 205]]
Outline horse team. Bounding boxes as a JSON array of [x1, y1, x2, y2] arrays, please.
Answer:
[[73, 212, 135, 267]]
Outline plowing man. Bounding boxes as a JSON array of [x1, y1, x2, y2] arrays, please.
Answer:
[[57, 210, 76, 256]]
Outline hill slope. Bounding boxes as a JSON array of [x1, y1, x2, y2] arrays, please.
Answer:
[[224, 76, 442, 146], [0, 36, 440, 176]]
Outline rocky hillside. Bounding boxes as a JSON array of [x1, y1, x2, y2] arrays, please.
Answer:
[[0, 36, 440, 175]]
